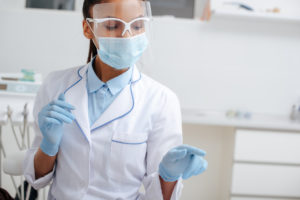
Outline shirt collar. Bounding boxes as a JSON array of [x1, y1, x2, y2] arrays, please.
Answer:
[[106, 66, 133, 95], [86, 57, 133, 95]]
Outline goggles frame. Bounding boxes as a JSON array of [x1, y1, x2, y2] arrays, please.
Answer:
[[86, 17, 150, 37]]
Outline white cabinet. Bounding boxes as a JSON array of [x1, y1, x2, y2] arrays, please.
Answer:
[[232, 163, 300, 197], [234, 130, 300, 164], [231, 129, 300, 199], [231, 198, 292, 200]]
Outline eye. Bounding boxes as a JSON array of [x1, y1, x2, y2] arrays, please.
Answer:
[[103, 20, 119, 31], [105, 25, 118, 30], [133, 25, 142, 30], [132, 21, 145, 31]]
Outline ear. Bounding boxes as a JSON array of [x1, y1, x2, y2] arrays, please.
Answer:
[[82, 19, 94, 39]]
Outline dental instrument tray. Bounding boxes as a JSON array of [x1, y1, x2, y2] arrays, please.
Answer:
[[0, 72, 42, 95]]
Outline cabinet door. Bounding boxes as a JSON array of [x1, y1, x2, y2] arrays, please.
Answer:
[[234, 130, 300, 164], [231, 163, 300, 197]]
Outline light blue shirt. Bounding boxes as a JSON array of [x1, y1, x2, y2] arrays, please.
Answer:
[[86, 59, 133, 126]]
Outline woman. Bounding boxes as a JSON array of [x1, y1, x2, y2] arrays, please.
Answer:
[[23, 0, 207, 199]]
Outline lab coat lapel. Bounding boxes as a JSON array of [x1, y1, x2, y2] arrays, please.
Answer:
[[64, 65, 91, 143], [90, 66, 141, 132]]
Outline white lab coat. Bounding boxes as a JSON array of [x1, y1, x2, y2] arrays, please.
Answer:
[[23, 63, 183, 200]]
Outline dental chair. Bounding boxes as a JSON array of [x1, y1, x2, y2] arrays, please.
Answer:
[[3, 150, 45, 200]]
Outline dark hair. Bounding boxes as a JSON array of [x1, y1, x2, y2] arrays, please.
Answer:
[[82, 0, 103, 63]]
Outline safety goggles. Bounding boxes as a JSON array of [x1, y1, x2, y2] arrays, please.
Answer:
[[86, 17, 150, 37], [86, 1, 152, 38]]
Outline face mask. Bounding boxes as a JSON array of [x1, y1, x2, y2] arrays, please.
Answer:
[[97, 33, 148, 70]]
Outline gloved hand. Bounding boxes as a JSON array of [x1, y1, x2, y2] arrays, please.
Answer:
[[38, 93, 75, 156], [159, 144, 208, 182]]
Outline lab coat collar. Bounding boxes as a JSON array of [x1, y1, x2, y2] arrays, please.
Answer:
[[64, 66, 91, 143], [89, 65, 140, 132], [65, 63, 141, 144]]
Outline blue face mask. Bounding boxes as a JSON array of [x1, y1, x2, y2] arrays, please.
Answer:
[[97, 33, 148, 70]]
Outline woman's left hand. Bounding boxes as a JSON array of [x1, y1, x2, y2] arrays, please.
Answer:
[[159, 144, 208, 182]]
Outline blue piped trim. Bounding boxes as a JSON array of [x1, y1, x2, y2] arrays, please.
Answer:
[[63, 66, 84, 95], [64, 65, 142, 139], [90, 67, 142, 132], [90, 71, 141, 132], [111, 139, 147, 145], [74, 119, 89, 142], [63, 66, 88, 142], [132, 70, 142, 84]]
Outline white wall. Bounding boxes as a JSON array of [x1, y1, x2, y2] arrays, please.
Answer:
[[148, 17, 300, 117], [0, 8, 89, 76], [0, 0, 26, 9]]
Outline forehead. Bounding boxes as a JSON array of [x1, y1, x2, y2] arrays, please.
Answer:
[[92, 0, 145, 22]]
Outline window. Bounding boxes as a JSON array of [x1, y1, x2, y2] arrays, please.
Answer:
[[149, 0, 195, 18], [26, 0, 75, 11]]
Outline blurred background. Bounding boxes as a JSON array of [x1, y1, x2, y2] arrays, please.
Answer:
[[0, 0, 300, 199]]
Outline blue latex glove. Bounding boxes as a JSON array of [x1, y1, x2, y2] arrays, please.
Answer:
[[159, 144, 208, 182], [38, 93, 75, 156]]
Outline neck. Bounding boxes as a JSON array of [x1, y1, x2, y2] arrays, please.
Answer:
[[93, 56, 128, 83]]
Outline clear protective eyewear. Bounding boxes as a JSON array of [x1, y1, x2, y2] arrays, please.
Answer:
[[86, 1, 152, 38], [86, 17, 150, 37]]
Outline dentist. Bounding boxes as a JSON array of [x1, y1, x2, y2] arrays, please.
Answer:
[[23, 0, 208, 199]]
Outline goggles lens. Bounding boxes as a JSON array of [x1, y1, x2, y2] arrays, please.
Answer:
[[88, 17, 149, 37]]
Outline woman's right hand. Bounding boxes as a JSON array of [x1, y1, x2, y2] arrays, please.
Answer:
[[38, 93, 75, 156]]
